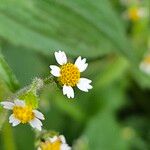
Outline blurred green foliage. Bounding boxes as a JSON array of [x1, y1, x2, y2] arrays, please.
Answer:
[[0, 0, 149, 150]]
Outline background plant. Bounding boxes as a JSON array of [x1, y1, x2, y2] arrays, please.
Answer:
[[0, 0, 149, 150]]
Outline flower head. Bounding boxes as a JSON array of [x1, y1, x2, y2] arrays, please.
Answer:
[[0, 99, 45, 131], [50, 51, 92, 98], [128, 7, 145, 21], [38, 135, 71, 150], [140, 54, 150, 75], [124, 6, 147, 22]]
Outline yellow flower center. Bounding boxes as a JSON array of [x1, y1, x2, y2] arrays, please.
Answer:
[[143, 56, 150, 64], [128, 7, 140, 21], [59, 63, 80, 87], [13, 106, 34, 123], [40, 140, 61, 150]]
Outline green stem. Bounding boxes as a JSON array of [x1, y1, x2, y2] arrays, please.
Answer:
[[0, 111, 7, 130], [2, 123, 16, 150], [43, 75, 54, 85]]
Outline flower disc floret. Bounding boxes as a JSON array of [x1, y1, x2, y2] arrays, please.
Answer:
[[38, 135, 71, 150], [13, 106, 34, 123], [40, 140, 61, 150], [59, 63, 80, 87]]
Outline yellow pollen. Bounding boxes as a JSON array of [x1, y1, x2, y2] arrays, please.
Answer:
[[59, 63, 80, 87], [128, 7, 140, 21], [13, 106, 34, 123], [143, 56, 150, 64], [40, 140, 61, 150]]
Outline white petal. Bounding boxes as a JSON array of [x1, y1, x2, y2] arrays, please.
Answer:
[[77, 78, 92, 92], [54, 51, 67, 65], [61, 144, 71, 150], [49, 65, 61, 77], [37, 148, 42, 150], [29, 118, 42, 131], [75, 56, 88, 72], [9, 114, 21, 126], [33, 110, 45, 120], [14, 99, 25, 107], [0, 101, 14, 110], [9, 114, 16, 123], [138, 8, 147, 17], [59, 135, 66, 144], [63, 85, 74, 98], [49, 136, 58, 143], [140, 63, 150, 75]]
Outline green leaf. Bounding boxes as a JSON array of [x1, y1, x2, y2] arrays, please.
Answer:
[[95, 56, 129, 88], [0, 0, 137, 61], [19, 90, 39, 109], [82, 82, 130, 150], [83, 110, 129, 150], [0, 49, 19, 91], [0, 48, 19, 141], [0, 46, 19, 131]]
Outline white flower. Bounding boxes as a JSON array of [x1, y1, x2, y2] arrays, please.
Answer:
[[140, 55, 150, 75], [123, 6, 148, 22], [0, 99, 45, 131], [50, 51, 93, 98], [138, 8, 148, 18], [38, 135, 71, 150]]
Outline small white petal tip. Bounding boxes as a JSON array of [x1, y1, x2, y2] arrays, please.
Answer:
[[140, 63, 150, 75], [29, 118, 43, 131], [63, 85, 74, 98], [49, 136, 58, 143], [75, 56, 88, 72], [77, 78, 93, 92], [14, 99, 25, 107], [50, 65, 61, 77], [33, 110, 45, 120], [9, 114, 20, 126], [54, 51, 67, 65], [0, 101, 14, 110]]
